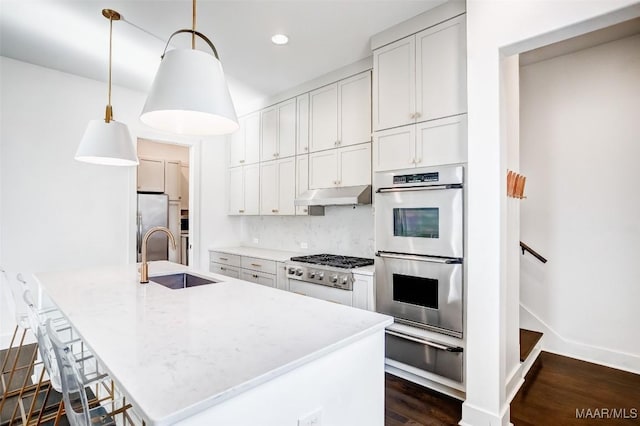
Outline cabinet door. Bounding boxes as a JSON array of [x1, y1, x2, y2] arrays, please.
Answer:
[[373, 126, 416, 172], [165, 160, 181, 201], [338, 143, 371, 187], [244, 112, 261, 164], [137, 158, 165, 193], [309, 83, 338, 152], [244, 164, 260, 215], [228, 166, 244, 215], [228, 116, 245, 167], [180, 164, 189, 210], [277, 99, 297, 158], [210, 262, 240, 279], [339, 71, 372, 147], [296, 155, 309, 215], [277, 157, 296, 215], [241, 270, 276, 288], [373, 35, 415, 131], [416, 115, 467, 167], [260, 161, 278, 215], [416, 15, 467, 121], [261, 106, 277, 161], [168, 201, 181, 263], [296, 94, 309, 154], [309, 149, 338, 189]]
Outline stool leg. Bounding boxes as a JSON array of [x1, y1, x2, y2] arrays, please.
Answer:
[[0, 325, 19, 393], [0, 327, 27, 413]]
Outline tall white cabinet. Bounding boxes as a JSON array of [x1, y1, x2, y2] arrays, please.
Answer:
[[373, 14, 466, 132], [260, 158, 296, 216], [229, 112, 260, 167]]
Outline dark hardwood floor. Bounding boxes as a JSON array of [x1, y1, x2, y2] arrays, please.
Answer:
[[385, 352, 640, 426], [519, 329, 543, 362]]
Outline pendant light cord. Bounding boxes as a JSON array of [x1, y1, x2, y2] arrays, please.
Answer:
[[106, 14, 113, 123], [192, 0, 196, 49]]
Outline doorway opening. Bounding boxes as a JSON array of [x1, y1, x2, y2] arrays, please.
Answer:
[[135, 138, 192, 266]]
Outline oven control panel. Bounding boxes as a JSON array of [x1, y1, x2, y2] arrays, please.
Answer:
[[393, 172, 439, 185]]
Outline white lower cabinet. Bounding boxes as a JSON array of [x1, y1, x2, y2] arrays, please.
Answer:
[[228, 164, 260, 215], [241, 270, 276, 288], [309, 142, 371, 189], [210, 251, 278, 288], [373, 115, 467, 172], [260, 158, 296, 215]]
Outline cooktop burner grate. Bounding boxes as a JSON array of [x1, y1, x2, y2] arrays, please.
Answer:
[[289, 254, 374, 269]]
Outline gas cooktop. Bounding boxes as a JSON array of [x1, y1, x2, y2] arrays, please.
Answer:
[[289, 254, 374, 269]]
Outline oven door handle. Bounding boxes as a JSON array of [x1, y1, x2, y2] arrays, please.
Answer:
[[386, 330, 463, 353], [375, 251, 462, 265], [376, 184, 462, 193]]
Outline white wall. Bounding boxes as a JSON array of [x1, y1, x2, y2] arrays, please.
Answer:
[[519, 34, 640, 373], [463, 1, 639, 425], [240, 206, 374, 258]]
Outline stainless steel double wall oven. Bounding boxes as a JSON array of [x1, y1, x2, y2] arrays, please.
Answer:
[[375, 165, 464, 382]]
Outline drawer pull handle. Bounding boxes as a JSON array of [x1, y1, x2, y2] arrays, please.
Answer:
[[239, 159, 245, 163], [251, 263, 262, 267], [219, 257, 228, 261], [220, 267, 226, 271], [252, 274, 259, 278], [271, 209, 279, 213], [385, 330, 463, 352], [238, 209, 245, 213]]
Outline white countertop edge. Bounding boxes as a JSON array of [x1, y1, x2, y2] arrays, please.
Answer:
[[153, 317, 392, 426], [208, 246, 303, 262]]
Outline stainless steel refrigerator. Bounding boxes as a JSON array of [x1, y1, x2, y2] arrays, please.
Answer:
[[137, 193, 169, 262]]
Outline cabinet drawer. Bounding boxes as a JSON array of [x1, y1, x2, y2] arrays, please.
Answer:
[[241, 256, 277, 274], [210, 262, 240, 279], [241, 270, 276, 288], [210, 251, 241, 267]]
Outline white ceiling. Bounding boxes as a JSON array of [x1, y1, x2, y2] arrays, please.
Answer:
[[0, 0, 444, 110]]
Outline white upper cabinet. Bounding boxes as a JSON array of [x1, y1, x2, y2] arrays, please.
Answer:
[[373, 14, 467, 131], [180, 164, 189, 210], [261, 99, 296, 161], [229, 112, 260, 167], [373, 37, 416, 131], [416, 14, 467, 122], [295, 155, 309, 215], [137, 157, 165, 193], [228, 164, 260, 215], [309, 142, 371, 189], [309, 84, 338, 153], [164, 160, 181, 201], [260, 158, 296, 215], [296, 94, 309, 154], [309, 71, 372, 153], [261, 106, 277, 161], [373, 115, 467, 172], [338, 71, 372, 148]]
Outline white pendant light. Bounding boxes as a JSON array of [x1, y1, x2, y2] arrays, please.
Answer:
[[140, 0, 238, 136], [75, 9, 138, 167]]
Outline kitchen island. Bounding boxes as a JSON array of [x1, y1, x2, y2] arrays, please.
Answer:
[[34, 261, 392, 425]]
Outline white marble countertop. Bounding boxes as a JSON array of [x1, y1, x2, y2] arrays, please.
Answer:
[[34, 261, 391, 425], [209, 246, 302, 262]]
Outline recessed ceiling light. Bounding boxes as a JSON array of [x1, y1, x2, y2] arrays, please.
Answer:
[[271, 34, 289, 45]]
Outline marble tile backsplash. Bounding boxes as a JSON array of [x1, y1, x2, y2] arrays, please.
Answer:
[[241, 205, 375, 258]]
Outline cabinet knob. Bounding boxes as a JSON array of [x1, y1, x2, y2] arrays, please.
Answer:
[[304, 147, 308, 151], [303, 208, 308, 213], [272, 209, 279, 213], [410, 113, 416, 119], [273, 153, 277, 157], [416, 158, 422, 164], [239, 209, 245, 213], [178, 196, 181, 200], [415, 112, 422, 118], [410, 159, 415, 164]]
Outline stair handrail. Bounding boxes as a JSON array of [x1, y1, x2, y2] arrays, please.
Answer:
[[520, 241, 547, 263]]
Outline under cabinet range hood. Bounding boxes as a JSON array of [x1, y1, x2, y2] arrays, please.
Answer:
[[295, 185, 372, 210]]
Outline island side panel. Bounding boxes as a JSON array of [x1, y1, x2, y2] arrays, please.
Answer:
[[173, 330, 385, 426]]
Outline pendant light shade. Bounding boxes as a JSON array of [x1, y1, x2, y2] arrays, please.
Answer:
[[140, 47, 238, 135], [75, 9, 138, 167], [76, 120, 138, 166]]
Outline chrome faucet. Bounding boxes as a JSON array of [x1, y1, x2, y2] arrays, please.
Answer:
[[140, 226, 177, 283]]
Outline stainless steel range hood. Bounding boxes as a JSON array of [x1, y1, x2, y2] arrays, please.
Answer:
[[295, 185, 372, 215]]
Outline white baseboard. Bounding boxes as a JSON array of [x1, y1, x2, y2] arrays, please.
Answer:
[[520, 303, 640, 374], [505, 363, 524, 404], [385, 361, 466, 400], [460, 401, 511, 426]]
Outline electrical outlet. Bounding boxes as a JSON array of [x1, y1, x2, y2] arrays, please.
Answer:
[[300, 242, 308, 249], [253, 238, 259, 244], [298, 409, 322, 426]]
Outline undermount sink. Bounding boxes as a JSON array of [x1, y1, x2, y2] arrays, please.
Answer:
[[150, 273, 219, 290]]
